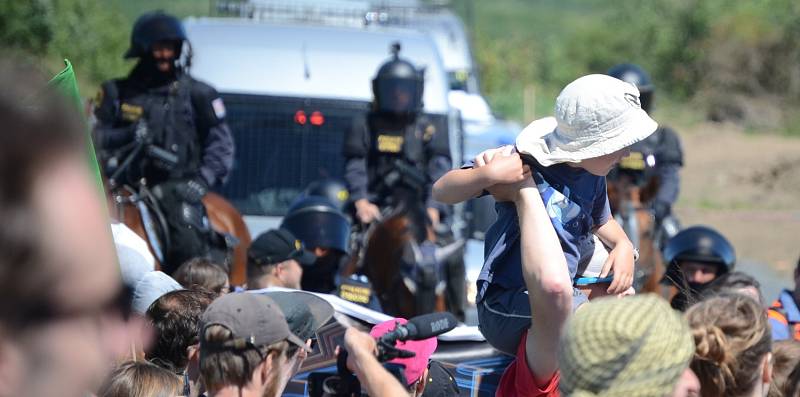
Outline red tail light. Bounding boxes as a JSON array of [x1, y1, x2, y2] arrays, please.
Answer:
[[310, 111, 325, 126], [294, 110, 307, 125]]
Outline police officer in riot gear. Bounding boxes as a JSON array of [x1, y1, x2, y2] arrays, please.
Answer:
[[343, 44, 462, 317], [281, 194, 350, 293], [343, 43, 451, 233], [607, 63, 684, 238], [661, 225, 736, 311], [94, 11, 234, 273], [282, 194, 386, 309]]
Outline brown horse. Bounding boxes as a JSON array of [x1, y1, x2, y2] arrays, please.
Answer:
[[606, 172, 665, 295], [108, 186, 251, 286], [346, 200, 462, 319]]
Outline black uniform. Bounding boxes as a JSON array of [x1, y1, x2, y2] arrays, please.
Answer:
[[94, 62, 234, 272], [607, 63, 683, 227], [628, 125, 684, 218], [343, 112, 450, 222]]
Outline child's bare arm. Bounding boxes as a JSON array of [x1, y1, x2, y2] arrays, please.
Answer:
[[433, 146, 530, 204], [595, 218, 635, 294], [432, 167, 491, 204]]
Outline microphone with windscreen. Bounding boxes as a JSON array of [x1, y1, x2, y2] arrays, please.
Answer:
[[376, 312, 458, 361]]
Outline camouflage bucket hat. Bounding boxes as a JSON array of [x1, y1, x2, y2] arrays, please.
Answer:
[[559, 294, 694, 397]]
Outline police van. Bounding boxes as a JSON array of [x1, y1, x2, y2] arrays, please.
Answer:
[[184, 17, 460, 236]]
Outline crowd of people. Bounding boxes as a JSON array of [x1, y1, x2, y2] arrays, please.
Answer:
[[5, 9, 800, 397]]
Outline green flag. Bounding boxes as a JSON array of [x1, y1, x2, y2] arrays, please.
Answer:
[[48, 59, 105, 190]]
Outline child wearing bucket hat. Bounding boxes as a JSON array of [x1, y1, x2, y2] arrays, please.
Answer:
[[433, 74, 656, 355]]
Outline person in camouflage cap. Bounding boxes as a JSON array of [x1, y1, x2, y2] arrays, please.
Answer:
[[559, 294, 698, 397]]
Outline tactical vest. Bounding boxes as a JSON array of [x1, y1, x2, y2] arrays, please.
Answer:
[[366, 114, 430, 204], [113, 75, 202, 185], [769, 298, 800, 340]]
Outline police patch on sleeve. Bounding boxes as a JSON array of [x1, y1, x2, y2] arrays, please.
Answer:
[[211, 97, 226, 119]]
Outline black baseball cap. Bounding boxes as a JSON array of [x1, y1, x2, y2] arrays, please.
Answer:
[[249, 228, 316, 266], [260, 291, 335, 341]]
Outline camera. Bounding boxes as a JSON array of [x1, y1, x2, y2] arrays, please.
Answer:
[[307, 312, 457, 397]]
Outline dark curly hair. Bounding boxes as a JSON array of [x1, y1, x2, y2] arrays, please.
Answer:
[[146, 289, 214, 372]]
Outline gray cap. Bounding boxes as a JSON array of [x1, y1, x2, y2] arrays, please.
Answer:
[[201, 293, 309, 352], [131, 271, 183, 314], [260, 291, 334, 341]]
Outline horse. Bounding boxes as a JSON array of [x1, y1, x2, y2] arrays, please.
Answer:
[[107, 181, 251, 286], [606, 165, 665, 295], [344, 168, 462, 319]]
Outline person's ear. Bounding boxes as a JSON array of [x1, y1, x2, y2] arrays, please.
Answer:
[[186, 343, 199, 362], [415, 367, 429, 395], [763, 352, 773, 383], [260, 352, 275, 384], [274, 261, 289, 278]]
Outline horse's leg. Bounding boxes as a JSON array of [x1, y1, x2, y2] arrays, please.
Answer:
[[435, 294, 446, 312], [203, 193, 251, 287]]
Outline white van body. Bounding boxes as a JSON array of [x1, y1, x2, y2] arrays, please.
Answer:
[[184, 17, 460, 236]]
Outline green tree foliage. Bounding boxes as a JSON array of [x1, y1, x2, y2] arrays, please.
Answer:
[[457, 0, 800, 132], [0, 1, 52, 55], [0, 0, 131, 94], [49, 0, 130, 86]]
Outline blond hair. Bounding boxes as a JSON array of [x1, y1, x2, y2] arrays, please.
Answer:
[[686, 293, 772, 397], [97, 360, 182, 397]]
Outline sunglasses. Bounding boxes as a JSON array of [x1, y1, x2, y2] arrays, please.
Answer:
[[19, 284, 133, 329]]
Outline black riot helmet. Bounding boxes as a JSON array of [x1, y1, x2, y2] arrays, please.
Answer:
[[281, 196, 351, 255], [607, 63, 654, 113], [303, 179, 350, 212], [662, 225, 736, 285], [124, 11, 188, 59], [372, 42, 424, 118]]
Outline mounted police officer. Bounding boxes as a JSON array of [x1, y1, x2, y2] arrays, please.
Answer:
[[93, 11, 234, 273], [661, 225, 735, 311], [607, 63, 683, 242], [343, 43, 451, 236], [343, 44, 463, 317]]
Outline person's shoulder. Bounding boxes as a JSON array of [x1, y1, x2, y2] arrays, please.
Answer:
[[184, 76, 227, 126], [97, 78, 126, 99], [186, 77, 221, 99], [658, 125, 680, 136], [656, 125, 682, 146]]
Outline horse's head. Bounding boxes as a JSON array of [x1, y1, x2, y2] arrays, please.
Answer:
[[362, 212, 462, 318]]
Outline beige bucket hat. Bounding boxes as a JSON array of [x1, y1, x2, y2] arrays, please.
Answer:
[[516, 74, 658, 166]]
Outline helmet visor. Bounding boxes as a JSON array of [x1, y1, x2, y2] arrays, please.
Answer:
[[375, 78, 420, 114]]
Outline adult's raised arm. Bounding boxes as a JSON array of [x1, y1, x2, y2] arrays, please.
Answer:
[[492, 176, 573, 382]]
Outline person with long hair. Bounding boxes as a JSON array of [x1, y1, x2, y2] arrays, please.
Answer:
[[686, 293, 773, 397]]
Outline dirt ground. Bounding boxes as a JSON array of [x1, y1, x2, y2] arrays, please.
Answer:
[[674, 122, 800, 280]]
